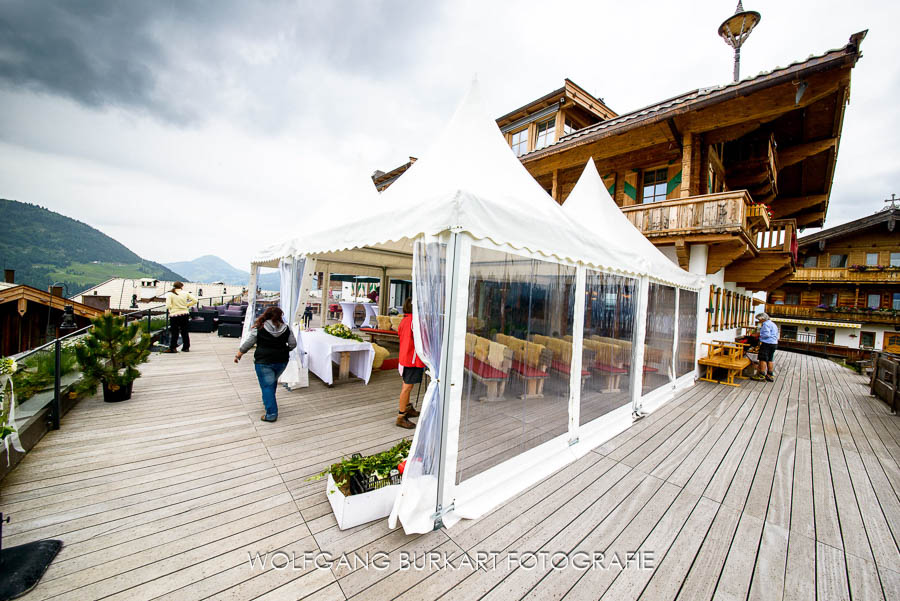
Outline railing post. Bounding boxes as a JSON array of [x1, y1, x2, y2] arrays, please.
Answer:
[[51, 339, 61, 430]]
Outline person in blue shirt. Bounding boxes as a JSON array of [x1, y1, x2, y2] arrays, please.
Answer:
[[753, 312, 779, 382]]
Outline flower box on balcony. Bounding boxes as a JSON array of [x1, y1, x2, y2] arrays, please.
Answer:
[[747, 204, 772, 230]]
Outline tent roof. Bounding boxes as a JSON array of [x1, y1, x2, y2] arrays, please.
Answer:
[[562, 160, 703, 289], [252, 81, 648, 277]]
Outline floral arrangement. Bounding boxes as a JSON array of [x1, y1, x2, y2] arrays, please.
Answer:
[[324, 323, 363, 342]]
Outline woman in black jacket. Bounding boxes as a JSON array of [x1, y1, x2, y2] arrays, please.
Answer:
[[234, 306, 297, 422]]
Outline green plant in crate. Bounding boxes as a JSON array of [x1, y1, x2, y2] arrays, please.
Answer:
[[309, 438, 411, 495], [75, 313, 151, 395], [324, 323, 363, 342]]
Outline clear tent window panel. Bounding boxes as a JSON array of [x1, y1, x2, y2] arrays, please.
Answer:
[[580, 270, 637, 425], [676, 289, 698, 378], [456, 245, 575, 484], [642, 282, 676, 395]]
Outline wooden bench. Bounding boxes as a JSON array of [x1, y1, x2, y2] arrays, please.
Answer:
[[698, 341, 750, 387], [496, 333, 552, 398], [358, 327, 399, 345]]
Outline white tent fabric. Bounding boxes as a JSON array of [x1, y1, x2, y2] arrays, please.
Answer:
[[248, 81, 703, 536], [253, 82, 645, 277], [562, 160, 703, 290]]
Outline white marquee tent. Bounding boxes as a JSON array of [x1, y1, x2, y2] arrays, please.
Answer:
[[247, 83, 704, 534]]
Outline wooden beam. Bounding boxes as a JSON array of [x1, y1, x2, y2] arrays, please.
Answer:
[[551, 170, 560, 203], [725, 255, 792, 282], [772, 194, 828, 217], [674, 238, 690, 270], [777, 137, 837, 169], [666, 118, 682, 149], [704, 120, 764, 145], [707, 240, 748, 274], [680, 133, 694, 198], [17, 298, 26, 317], [795, 212, 825, 228]]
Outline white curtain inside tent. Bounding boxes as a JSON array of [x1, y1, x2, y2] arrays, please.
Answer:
[[278, 257, 308, 389]]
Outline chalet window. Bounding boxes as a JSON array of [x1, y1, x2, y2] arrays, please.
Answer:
[[803, 255, 817, 268], [829, 254, 848, 268], [867, 293, 881, 309], [816, 328, 835, 344], [891, 252, 900, 267], [860, 331, 875, 348], [534, 118, 555, 150], [893, 292, 900, 310], [780, 325, 798, 340], [641, 168, 668, 204], [563, 118, 578, 136], [820, 292, 837, 306], [785, 292, 800, 305], [866, 252, 879, 266], [510, 129, 528, 157]]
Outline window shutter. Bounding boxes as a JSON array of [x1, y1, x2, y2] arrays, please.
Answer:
[[601, 173, 616, 198], [666, 163, 682, 200], [623, 170, 639, 204]]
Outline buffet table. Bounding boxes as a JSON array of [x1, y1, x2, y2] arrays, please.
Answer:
[[300, 329, 374, 386]]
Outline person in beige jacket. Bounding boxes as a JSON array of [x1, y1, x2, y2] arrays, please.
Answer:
[[164, 282, 197, 353]]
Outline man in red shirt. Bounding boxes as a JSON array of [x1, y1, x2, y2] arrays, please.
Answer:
[[396, 297, 423, 429]]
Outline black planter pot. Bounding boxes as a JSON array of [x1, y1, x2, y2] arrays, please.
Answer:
[[102, 381, 133, 403]]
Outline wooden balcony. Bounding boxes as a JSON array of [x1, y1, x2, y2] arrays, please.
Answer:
[[766, 302, 900, 325], [791, 267, 900, 284], [622, 190, 757, 243]]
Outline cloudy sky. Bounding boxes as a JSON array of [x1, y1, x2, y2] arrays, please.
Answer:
[[0, 1, 895, 270]]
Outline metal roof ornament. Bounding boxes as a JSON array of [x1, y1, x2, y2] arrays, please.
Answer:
[[718, 2, 762, 82]]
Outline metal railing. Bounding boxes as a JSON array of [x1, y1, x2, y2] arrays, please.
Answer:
[[8, 294, 243, 432]]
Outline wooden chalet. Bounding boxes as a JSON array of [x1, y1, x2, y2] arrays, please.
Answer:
[[0, 276, 103, 356], [373, 31, 866, 349], [767, 206, 900, 355]]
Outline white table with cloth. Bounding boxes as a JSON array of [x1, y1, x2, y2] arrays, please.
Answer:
[[300, 329, 374, 385], [339, 302, 359, 329]]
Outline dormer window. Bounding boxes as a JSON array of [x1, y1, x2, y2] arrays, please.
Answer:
[[534, 118, 556, 151], [510, 128, 528, 157], [563, 118, 578, 136]]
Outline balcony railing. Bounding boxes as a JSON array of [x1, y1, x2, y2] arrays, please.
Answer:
[[791, 267, 900, 283], [622, 190, 755, 240], [765, 303, 900, 325], [622, 192, 796, 261]]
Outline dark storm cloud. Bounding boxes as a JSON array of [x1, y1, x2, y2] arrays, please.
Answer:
[[0, 0, 440, 126]]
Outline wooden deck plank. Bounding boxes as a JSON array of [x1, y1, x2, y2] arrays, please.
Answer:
[[1, 333, 898, 601]]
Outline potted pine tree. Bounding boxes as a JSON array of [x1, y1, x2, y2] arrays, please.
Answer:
[[75, 313, 151, 403]]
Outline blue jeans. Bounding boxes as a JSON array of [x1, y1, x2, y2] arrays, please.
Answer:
[[255, 362, 287, 419]]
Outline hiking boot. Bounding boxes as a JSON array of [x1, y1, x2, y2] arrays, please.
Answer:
[[765, 375, 775, 382], [260, 414, 277, 422], [404, 404, 420, 418], [162, 349, 178, 354], [750, 374, 766, 381], [396, 414, 416, 429]]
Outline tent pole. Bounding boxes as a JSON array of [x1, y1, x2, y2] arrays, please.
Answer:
[[672, 289, 681, 386], [242, 265, 260, 342], [320, 267, 331, 327], [433, 231, 462, 530], [568, 266, 586, 443], [630, 276, 650, 416]]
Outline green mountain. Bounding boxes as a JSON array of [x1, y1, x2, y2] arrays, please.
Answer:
[[0, 199, 185, 294]]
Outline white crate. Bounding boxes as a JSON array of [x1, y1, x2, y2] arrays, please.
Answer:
[[326, 473, 400, 530]]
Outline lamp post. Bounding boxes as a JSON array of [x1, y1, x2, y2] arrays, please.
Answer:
[[718, 1, 761, 82]]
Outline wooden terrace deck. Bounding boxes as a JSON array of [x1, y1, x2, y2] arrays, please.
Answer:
[[1, 333, 899, 600]]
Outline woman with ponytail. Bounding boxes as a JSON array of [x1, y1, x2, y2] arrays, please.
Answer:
[[235, 306, 297, 422], [164, 282, 197, 353]]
